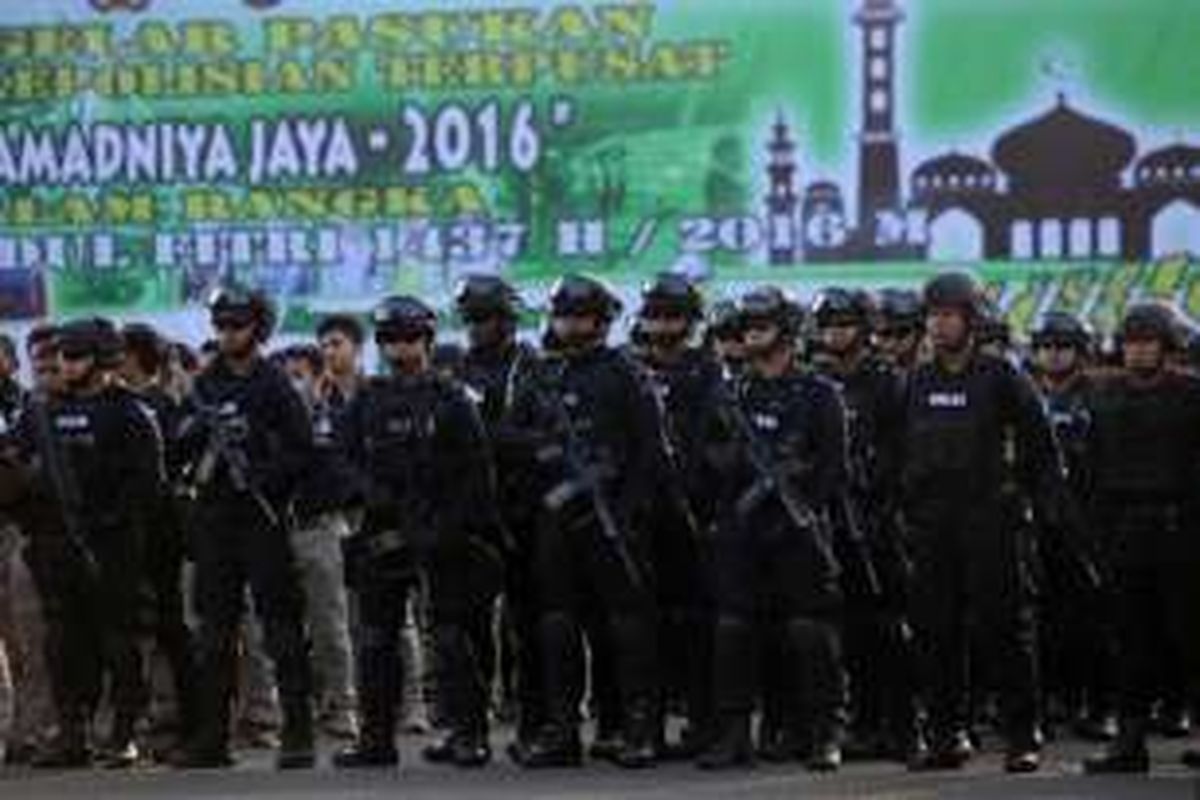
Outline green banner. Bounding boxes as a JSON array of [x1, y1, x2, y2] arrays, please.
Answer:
[[1, 0, 1199, 336]]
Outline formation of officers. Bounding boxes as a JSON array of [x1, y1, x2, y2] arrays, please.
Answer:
[[0, 268, 1197, 779]]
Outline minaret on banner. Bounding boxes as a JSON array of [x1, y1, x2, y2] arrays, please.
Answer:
[[766, 113, 799, 265], [854, 0, 904, 258]]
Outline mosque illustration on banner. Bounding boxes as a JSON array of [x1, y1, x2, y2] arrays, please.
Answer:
[[764, 0, 1200, 266]]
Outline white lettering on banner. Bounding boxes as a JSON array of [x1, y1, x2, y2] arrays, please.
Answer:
[[249, 117, 359, 183], [927, 392, 968, 408], [0, 123, 244, 187]]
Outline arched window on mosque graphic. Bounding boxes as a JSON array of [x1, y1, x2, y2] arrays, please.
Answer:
[[1069, 219, 1092, 258], [1151, 199, 1200, 257], [927, 208, 984, 262], [1040, 219, 1064, 259], [1012, 220, 1034, 259], [1098, 218, 1121, 257]]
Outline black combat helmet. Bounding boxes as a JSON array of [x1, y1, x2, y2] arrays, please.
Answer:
[[1031, 311, 1092, 351], [1119, 302, 1181, 350], [548, 274, 622, 321], [813, 287, 874, 327], [208, 284, 276, 342], [454, 273, 521, 322], [639, 272, 704, 321], [739, 285, 803, 337], [877, 288, 924, 333], [372, 295, 438, 344], [706, 299, 744, 340], [922, 271, 983, 322]]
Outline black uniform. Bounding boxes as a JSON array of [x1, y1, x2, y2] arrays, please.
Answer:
[[816, 354, 918, 756], [637, 346, 721, 751], [177, 354, 314, 764], [507, 344, 662, 766], [16, 383, 161, 760], [1084, 370, 1200, 750], [457, 340, 541, 742], [340, 371, 497, 763], [898, 352, 1056, 757], [699, 367, 847, 764], [1037, 373, 1113, 734], [131, 384, 197, 740]]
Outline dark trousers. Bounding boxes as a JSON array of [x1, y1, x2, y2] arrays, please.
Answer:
[[709, 513, 844, 738], [534, 510, 657, 734], [188, 499, 311, 753], [1102, 503, 1199, 735], [427, 541, 503, 738], [1038, 534, 1113, 720], [146, 514, 196, 733], [650, 501, 714, 738], [906, 503, 1040, 747], [350, 539, 500, 749], [30, 529, 148, 733]]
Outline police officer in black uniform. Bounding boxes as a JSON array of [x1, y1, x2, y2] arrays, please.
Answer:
[[118, 323, 198, 752], [810, 288, 920, 762], [1028, 312, 1115, 742], [12, 318, 161, 768], [450, 275, 545, 758], [508, 274, 662, 770], [873, 289, 924, 372], [633, 272, 722, 757], [173, 287, 315, 770], [696, 286, 848, 772], [1083, 303, 1200, 773], [335, 296, 497, 769], [704, 300, 748, 373], [899, 272, 1055, 774]]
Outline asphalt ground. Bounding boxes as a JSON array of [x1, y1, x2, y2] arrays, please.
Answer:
[[2, 728, 1197, 800]]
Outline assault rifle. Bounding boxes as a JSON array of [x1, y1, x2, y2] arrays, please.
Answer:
[[185, 402, 281, 528], [538, 358, 646, 591]]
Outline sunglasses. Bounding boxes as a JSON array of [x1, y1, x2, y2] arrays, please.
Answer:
[[213, 317, 253, 332], [1034, 339, 1078, 351], [59, 347, 92, 362], [378, 329, 429, 345]]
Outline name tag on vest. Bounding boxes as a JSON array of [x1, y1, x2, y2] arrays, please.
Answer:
[[927, 391, 967, 409]]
